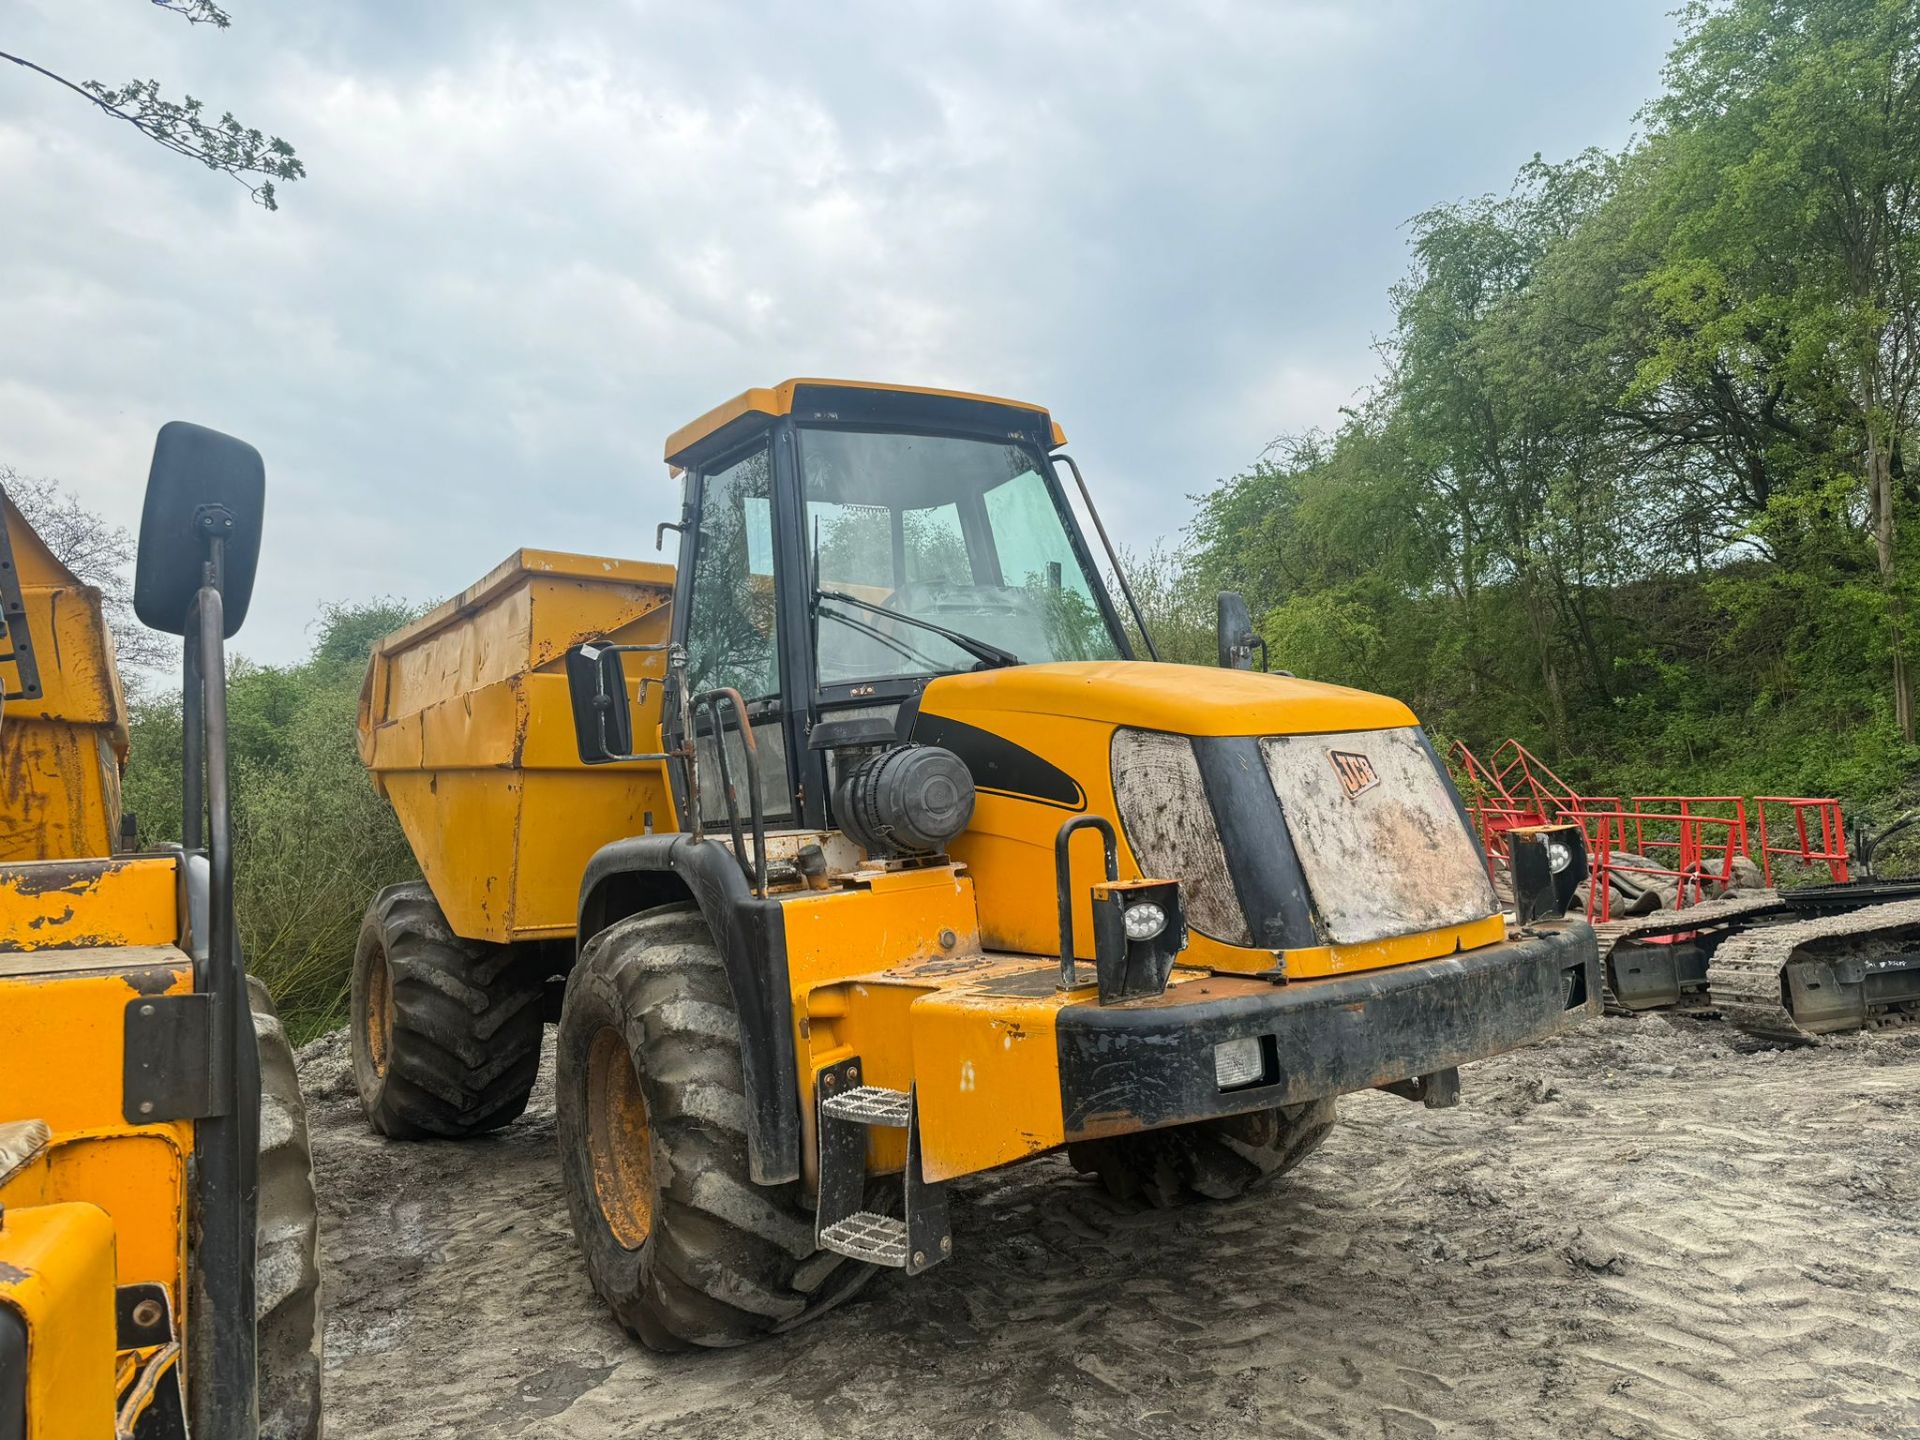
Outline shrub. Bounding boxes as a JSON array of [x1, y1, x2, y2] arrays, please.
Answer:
[[123, 600, 423, 1041]]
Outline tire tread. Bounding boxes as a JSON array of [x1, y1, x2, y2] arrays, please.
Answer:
[[1070, 1098, 1337, 1208], [557, 904, 880, 1349], [352, 881, 545, 1139]]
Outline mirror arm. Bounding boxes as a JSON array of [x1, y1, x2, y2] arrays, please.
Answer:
[[656, 520, 687, 552], [1052, 452, 1160, 662], [181, 624, 206, 851], [184, 569, 261, 1439], [574, 642, 708, 845], [568, 641, 719, 852]]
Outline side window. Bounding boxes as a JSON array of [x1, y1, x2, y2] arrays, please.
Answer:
[[686, 446, 778, 700], [984, 469, 1088, 593], [983, 468, 1114, 661], [903, 502, 970, 584]]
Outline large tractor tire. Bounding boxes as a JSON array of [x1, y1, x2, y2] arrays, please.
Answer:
[[350, 881, 545, 1139], [249, 977, 323, 1440], [556, 905, 879, 1350], [1069, 1098, 1337, 1208]]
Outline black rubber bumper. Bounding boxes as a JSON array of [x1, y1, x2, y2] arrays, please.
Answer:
[[1057, 919, 1599, 1139]]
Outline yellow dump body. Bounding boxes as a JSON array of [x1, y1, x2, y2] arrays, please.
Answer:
[[0, 496, 128, 863], [357, 549, 678, 944]]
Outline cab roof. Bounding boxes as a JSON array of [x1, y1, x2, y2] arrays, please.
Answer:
[[664, 378, 1067, 471]]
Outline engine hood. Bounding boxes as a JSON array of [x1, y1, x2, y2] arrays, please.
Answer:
[[919, 661, 1416, 738]]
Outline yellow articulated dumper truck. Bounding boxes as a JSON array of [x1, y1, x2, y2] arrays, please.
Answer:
[[0, 425, 321, 1439], [353, 379, 1599, 1350]]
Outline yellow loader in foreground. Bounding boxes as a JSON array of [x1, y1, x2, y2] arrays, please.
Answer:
[[352, 379, 1599, 1348], [0, 425, 321, 1437]]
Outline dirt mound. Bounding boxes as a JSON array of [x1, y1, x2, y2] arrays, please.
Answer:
[[305, 1017, 1920, 1438]]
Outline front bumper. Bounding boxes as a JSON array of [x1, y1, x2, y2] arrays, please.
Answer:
[[1056, 919, 1598, 1139]]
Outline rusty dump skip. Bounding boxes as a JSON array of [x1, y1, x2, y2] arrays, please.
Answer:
[[357, 549, 678, 945]]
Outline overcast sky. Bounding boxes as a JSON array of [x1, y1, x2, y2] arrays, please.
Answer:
[[2, 0, 1678, 665]]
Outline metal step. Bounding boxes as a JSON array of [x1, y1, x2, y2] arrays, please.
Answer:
[[813, 1060, 952, 1276], [819, 1210, 909, 1267], [820, 1084, 911, 1127]]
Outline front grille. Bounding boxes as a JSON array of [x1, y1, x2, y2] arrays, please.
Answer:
[[1260, 727, 1497, 946]]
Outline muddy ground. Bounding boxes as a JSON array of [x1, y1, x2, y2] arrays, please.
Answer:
[[303, 1017, 1920, 1439]]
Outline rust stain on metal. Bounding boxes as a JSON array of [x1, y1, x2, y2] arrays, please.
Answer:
[[2, 862, 116, 898], [124, 965, 185, 997]]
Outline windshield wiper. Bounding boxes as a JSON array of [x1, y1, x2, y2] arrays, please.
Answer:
[[815, 588, 1020, 670], [815, 606, 944, 670]]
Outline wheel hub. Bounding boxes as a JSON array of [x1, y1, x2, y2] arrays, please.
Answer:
[[365, 947, 394, 1078], [586, 1025, 655, 1250]]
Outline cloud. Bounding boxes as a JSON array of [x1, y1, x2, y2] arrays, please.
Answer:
[[0, 0, 1677, 664]]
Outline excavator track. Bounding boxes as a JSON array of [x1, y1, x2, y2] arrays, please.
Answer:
[[1591, 891, 1787, 1015], [1707, 894, 1920, 1044]]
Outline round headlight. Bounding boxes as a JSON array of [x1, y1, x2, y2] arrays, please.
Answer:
[[1547, 840, 1573, 874], [1123, 901, 1167, 941]]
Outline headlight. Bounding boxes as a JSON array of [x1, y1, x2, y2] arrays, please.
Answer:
[[1214, 1036, 1265, 1090], [1547, 840, 1573, 874], [1122, 901, 1166, 941]]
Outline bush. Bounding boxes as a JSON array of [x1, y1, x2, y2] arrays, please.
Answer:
[[123, 600, 423, 1042]]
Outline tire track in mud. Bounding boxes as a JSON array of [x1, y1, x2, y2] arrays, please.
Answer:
[[305, 1022, 1920, 1439]]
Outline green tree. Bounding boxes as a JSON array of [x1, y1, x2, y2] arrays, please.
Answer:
[[1177, 1, 1920, 820], [125, 599, 422, 1038], [1642, 0, 1920, 738]]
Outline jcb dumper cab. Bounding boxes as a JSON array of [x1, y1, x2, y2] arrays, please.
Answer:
[[351, 378, 1598, 1351], [0, 425, 321, 1438]]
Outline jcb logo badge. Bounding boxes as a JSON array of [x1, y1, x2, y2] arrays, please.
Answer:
[[1329, 750, 1379, 798]]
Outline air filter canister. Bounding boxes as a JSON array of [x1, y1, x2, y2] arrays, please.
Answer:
[[833, 744, 976, 856]]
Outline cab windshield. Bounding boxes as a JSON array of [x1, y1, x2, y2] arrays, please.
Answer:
[[801, 428, 1124, 687]]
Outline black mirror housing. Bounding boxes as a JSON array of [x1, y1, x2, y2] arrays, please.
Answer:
[[1509, 824, 1589, 925], [566, 643, 635, 764], [1217, 591, 1260, 670], [133, 421, 265, 637]]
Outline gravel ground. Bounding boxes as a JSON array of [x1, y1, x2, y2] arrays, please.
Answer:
[[302, 1016, 1920, 1439]]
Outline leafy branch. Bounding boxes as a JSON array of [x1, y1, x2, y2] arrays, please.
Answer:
[[0, 0, 302, 209], [148, 1, 231, 26]]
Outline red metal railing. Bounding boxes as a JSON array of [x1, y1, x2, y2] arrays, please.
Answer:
[[1754, 797, 1850, 885], [1449, 739, 1850, 921], [1577, 801, 1748, 922]]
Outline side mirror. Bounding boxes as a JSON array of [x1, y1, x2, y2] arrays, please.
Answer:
[[566, 643, 635, 764], [1217, 591, 1264, 671], [133, 421, 265, 637]]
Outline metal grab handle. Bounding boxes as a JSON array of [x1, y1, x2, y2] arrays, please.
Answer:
[[690, 686, 768, 897], [1055, 815, 1118, 990]]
